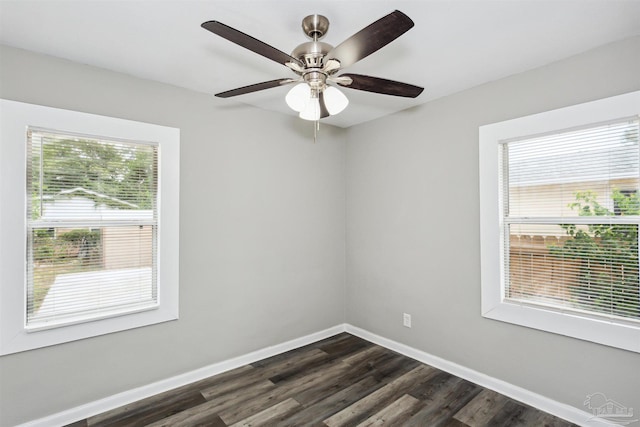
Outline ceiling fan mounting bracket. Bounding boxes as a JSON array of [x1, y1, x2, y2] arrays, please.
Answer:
[[301, 14, 330, 40]]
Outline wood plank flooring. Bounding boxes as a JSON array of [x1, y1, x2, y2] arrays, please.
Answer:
[[67, 333, 576, 427]]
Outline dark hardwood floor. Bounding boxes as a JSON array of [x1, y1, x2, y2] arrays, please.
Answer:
[[67, 333, 576, 426]]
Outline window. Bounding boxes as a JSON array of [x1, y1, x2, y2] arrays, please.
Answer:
[[26, 130, 159, 330], [0, 99, 179, 355], [480, 91, 640, 353]]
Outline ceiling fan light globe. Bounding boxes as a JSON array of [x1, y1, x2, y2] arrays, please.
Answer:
[[299, 97, 321, 121], [323, 86, 349, 115], [285, 83, 310, 112]]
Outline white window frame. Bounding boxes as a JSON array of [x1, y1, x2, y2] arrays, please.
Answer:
[[479, 91, 640, 353], [0, 99, 180, 355]]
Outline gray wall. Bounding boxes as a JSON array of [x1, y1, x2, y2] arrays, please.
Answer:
[[0, 45, 346, 426], [346, 35, 640, 417], [2, 35, 640, 426]]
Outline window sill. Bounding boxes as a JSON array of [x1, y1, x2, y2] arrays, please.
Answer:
[[482, 298, 640, 353]]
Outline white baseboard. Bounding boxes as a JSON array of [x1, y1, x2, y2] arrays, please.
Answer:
[[345, 324, 619, 427], [17, 324, 346, 427], [19, 323, 617, 427]]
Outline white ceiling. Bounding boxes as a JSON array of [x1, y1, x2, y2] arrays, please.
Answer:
[[1, 0, 639, 128]]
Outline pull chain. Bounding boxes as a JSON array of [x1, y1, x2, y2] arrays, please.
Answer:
[[313, 120, 319, 143]]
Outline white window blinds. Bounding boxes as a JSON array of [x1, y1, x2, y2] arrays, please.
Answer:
[[26, 129, 159, 330], [501, 117, 640, 323]]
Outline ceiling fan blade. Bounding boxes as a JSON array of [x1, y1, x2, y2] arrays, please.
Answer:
[[319, 92, 330, 119], [336, 74, 424, 98], [215, 78, 295, 98], [326, 10, 414, 68], [202, 21, 303, 68]]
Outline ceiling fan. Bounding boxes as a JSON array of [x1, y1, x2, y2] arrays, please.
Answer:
[[201, 10, 424, 122]]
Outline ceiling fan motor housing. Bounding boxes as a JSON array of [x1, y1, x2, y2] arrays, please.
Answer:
[[292, 41, 333, 69]]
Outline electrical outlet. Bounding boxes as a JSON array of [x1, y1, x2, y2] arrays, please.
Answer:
[[403, 313, 411, 328]]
